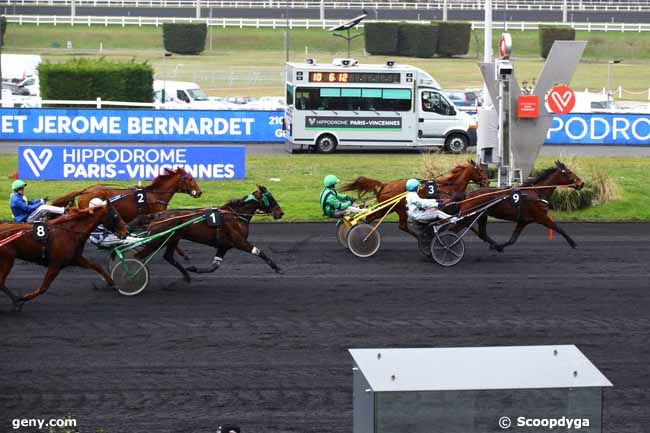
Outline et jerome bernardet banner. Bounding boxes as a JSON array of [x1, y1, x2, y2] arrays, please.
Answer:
[[1, 108, 285, 142], [18, 145, 246, 180]]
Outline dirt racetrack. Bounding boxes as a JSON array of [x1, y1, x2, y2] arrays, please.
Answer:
[[1, 222, 648, 433]]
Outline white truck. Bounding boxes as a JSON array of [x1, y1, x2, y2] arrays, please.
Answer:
[[152, 80, 230, 109], [1, 54, 42, 97], [284, 58, 476, 153]]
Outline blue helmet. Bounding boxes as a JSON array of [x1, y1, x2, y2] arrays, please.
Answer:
[[405, 178, 420, 192]]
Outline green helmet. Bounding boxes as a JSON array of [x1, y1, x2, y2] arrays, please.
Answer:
[[323, 174, 340, 187], [405, 178, 420, 192], [12, 180, 27, 191]]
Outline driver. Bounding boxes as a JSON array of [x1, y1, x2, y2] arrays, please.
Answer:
[[405, 178, 457, 235], [10, 180, 65, 223], [320, 175, 363, 218], [88, 198, 130, 247]]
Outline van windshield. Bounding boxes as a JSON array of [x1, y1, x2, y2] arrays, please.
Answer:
[[187, 88, 209, 101]]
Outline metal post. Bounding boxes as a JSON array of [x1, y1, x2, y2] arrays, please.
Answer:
[[196, 0, 200, 19], [442, 0, 448, 21], [562, 0, 567, 23], [320, 0, 324, 21], [483, 0, 492, 104], [71, 0, 76, 20], [284, 3, 290, 62]]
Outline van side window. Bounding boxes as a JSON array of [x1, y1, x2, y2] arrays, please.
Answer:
[[422, 91, 455, 116], [177, 90, 190, 103]]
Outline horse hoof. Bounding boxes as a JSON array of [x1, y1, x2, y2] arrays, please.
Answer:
[[13, 299, 25, 312], [183, 255, 191, 262], [275, 268, 284, 275]]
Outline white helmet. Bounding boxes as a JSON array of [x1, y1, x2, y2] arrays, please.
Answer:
[[89, 198, 107, 208]]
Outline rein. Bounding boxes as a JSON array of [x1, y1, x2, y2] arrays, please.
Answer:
[[449, 183, 578, 207]]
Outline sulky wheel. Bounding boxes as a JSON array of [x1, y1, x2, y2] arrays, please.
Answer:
[[430, 231, 465, 267], [107, 250, 138, 272], [347, 223, 381, 258], [336, 220, 350, 248], [111, 258, 150, 296], [418, 233, 433, 258]]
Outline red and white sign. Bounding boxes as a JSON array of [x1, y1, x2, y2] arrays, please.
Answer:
[[547, 85, 576, 115], [499, 33, 512, 58], [517, 95, 539, 119]]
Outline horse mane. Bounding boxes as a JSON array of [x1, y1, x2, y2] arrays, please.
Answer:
[[522, 166, 557, 186], [436, 162, 471, 185], [223, 195, 251, 209], [148, 167, 186, 188]]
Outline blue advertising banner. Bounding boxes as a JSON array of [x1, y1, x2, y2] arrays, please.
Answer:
[[1, 108, 284, 142], [546, 113, 650, 145], [18, 145, 246, 180]]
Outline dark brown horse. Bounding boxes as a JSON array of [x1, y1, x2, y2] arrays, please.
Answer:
[[341, 160, 490, 234], [0, 205, 129, 310], [133, 185, 284, 283], [52, 167, 202, 222], [459, 161, 584, 252]]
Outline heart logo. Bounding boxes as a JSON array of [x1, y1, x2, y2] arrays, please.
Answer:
[[23, 148, 53, 178], [308, 117, 316, 125], [547, 85, 576, 114]]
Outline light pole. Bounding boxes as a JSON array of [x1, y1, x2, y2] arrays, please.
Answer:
[[607, 59, 621, 103], [483, 0, 493, 106]]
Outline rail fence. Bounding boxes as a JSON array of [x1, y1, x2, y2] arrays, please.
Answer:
[[2, 0, 650, 11], [6, 15, 650, 31]]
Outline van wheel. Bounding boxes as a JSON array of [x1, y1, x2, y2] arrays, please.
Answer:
[[445, 133, 468, 154], [315, 134, 338, 154]]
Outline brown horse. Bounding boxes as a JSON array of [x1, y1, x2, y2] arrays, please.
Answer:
[[52, 167, 202, 222], [340, 160, 489, 233], [0, 205, 129, 311], [464, 161, 584, 252], [132, 185, 284, 283]]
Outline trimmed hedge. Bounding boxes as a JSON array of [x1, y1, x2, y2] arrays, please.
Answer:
[[364, 22, 400, 55], [397, 23, 439, 58], [0, 16, 6, 47], [539, 25, 576, 58], [436, 21, 471, 57], [162, 23, 207, 55], [39, 58, 154, 102]]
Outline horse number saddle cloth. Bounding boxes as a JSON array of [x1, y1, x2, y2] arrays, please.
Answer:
[[205, 208, 223, 228], [134, 188, 148, 211]]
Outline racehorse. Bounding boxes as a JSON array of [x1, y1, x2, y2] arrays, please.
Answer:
[[132, 185, 284, 283], [0, 205, 128, 311], [340, 160, 490, 234], [455, 161, 584, 252], [52, 167, 202, 222]]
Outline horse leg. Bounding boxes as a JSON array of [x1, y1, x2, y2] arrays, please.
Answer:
[[397, 208, 415, 237], [495, 221, 530, 250], [74, 255, 114, 289], [0, 254, 21, 309], [162, 240, 192, 282], [237, 241, 282, 274], [535, 215, 577, 249], [470, 214, 504, 252], [20, 265, 61, 306], [175, 246, 191, 261], [186, 246, 228, 274]]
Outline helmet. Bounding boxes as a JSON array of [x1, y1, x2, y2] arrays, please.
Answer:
[[405, 178, 420, 192], [323, 175, 340, 187], [89, 198, 107, 208], [12, 180, 27, 191]]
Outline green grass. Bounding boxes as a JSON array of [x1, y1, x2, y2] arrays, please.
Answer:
[[1, 154, 649, 222], [4, 25, 650, 99]]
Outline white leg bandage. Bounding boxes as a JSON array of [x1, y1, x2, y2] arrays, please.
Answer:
[[251, 246, 260, 256], [212, 256, 223, 265]]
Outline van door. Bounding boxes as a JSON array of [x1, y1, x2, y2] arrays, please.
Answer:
[[417, 89, 460, 146]]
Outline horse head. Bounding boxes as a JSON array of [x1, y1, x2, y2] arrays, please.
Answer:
[[553, 160, 584, 190], [254, 185, 284, 220], [467, 160, 490, 187], [165, 167, 202, 198]]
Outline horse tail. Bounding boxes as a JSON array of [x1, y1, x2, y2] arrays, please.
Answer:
[[340, 177, 385, 198], [51, 189, 85, 207]]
